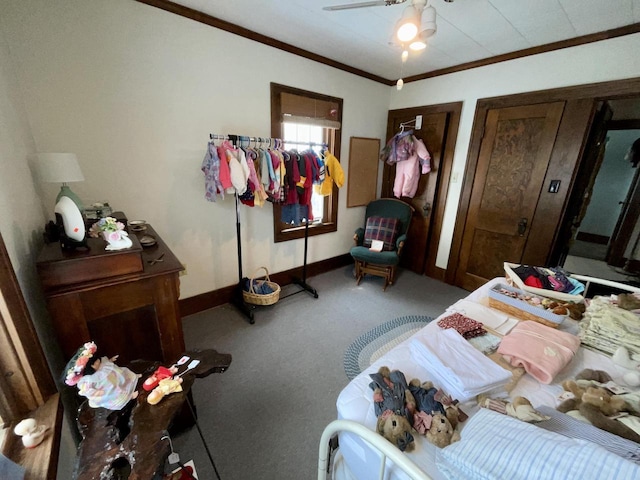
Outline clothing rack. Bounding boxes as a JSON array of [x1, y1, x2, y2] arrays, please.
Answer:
[[209, 132, 320, 324]]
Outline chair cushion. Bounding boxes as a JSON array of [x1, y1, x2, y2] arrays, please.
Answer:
[[363, 216, 399, 251], [350, 246, 400, 265]]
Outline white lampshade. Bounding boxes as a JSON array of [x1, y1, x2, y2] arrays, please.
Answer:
[[35, 153, 85, 184]]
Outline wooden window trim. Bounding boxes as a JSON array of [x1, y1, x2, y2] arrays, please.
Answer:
[[0, 231, 62, 479], [270, 83, 343, 243]]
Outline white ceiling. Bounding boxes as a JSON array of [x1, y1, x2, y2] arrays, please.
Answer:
[[168, 0, 640, 81]]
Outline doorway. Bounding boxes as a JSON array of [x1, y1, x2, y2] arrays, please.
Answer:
[[446, 77, 640, 291], [561, 98, 640, 281], [383, 102, 461, 280]]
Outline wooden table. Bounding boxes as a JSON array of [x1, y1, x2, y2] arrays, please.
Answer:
[[73, 349, 232, 480], [36, 221, 185, 365]]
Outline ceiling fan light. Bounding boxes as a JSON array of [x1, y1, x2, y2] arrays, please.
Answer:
[[396, 6, 420, 42], [409, 39, 427, 51], [423, 5, 436, 22], [420, 21, 437, 39]]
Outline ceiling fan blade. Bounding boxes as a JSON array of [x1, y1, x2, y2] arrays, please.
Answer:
[[323, 0, 407, 11]]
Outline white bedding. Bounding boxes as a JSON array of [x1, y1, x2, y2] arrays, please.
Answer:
[[334, 278, 634, 480]]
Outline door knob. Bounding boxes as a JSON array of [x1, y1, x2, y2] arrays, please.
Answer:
[[517, 218, 528, 236], [423, 202, 431, 215]]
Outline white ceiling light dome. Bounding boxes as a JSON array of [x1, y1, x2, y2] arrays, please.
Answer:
[[396, 6, 420, 42]]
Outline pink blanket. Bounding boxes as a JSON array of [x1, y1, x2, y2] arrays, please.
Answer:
[[497, 321, 580, 384]]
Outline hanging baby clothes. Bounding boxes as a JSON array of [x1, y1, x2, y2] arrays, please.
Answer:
[[316, 151, 344, 196], [201, 142, 224, 202], [380, 129, 416, 164], [380, 129, 431, 199], [393, 136, 430, 198]]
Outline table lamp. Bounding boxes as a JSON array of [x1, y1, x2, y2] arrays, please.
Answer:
[[35, 153, 87, 249]]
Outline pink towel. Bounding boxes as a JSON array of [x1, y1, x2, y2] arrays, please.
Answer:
[[497, 321, 580, 384]]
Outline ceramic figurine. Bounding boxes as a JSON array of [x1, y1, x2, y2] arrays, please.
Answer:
[[14, 418, 48, 448]]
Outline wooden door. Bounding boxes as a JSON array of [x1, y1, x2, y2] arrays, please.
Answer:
[[382, 111, 448, 275], [455, 102, 565, 291]]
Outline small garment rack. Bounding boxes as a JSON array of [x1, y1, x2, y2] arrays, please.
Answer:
[[209, 133, 323, 324]]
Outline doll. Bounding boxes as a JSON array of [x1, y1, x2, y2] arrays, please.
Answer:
[[64, 341, 140, 410]]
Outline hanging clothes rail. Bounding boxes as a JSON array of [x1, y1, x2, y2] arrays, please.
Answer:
[[208, 132, 320, 324], [210, 133, 327, 149]]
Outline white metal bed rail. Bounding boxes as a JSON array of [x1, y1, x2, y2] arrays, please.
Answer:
[[317, 419, 433, 480]]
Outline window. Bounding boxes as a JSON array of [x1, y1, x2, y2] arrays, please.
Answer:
[[0, 230, 61, 477], [270, 83, 343, 242]]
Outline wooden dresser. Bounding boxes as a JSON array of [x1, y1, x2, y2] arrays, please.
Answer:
[[36, 221, 185, 366]]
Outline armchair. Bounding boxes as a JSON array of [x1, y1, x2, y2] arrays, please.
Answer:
[[350, 198, 414, 290]]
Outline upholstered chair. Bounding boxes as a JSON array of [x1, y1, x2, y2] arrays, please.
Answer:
[[350, 198, 414, 290]]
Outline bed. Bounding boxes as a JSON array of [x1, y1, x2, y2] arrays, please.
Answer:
[[319, 277, 640, 480]]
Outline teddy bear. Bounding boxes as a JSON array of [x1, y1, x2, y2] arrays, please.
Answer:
[[558, 369, 640, 443], [426, 413, 461, 448], [369, 367, 465, 450], [407, 378, 465, 447], [369, 366, 417, 452]]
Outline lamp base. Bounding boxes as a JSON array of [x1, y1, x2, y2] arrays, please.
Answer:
[[55, 213, 88, 250]]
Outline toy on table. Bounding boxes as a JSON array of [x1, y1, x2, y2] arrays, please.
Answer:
[[369, 366, 465, 451], [369, 366, 416, 452], [64, 341, 140, 410], [142, 365, 178, 391], [478, 395, 550, 423], [558, 368, 640, 443]]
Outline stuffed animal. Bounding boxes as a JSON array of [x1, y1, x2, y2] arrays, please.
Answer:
[[408, 378, 465, 447], [426, 413, 460, 448], [369, 366, 417, 452], [558, 369, 640, 443], [478, 395, 550, 422]]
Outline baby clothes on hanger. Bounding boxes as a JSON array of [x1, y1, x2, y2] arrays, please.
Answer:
[[201, 142, 224, 202], [393, 136, 430, 199], [316, 151, 344, 196]]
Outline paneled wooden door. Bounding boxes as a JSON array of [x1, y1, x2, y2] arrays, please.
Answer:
[[454, 102, 565, 291], [383, 110, 448, 275]]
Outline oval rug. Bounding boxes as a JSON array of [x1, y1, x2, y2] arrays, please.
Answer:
[[344, 315, 433, 380]]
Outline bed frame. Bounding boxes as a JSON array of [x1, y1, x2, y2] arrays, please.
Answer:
[[317, 419, 432, 480]]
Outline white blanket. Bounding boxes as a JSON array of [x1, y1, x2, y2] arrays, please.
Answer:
[[410, 328, 512, 401]]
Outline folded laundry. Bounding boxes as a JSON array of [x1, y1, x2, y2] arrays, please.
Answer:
[[437, 313, 486, 339], [498, 320, 580, 384], [447, 299, 519, 335], [410, 329, 511, 402]]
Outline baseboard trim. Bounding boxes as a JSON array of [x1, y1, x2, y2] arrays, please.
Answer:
[[179, 254, 353, 316], [576, 232, 610, 245]]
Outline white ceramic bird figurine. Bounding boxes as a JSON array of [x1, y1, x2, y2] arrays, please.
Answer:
[[14, 418, 48, 448]]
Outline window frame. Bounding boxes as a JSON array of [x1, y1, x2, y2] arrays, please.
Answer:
[[0, 230, 61, 478], [270, 83, 343, 243]]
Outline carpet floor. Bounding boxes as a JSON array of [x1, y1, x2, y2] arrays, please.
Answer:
[[173, 266, 467, 480]]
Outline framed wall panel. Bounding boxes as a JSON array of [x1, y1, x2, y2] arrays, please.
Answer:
[[347, 136, 380, 207]]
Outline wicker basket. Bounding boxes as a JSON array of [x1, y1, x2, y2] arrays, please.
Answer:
[[242, 267, 281, 306]]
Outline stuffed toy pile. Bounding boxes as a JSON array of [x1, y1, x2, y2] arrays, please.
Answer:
[[558, 368, 640, 443], [368, 366, 466, 451]]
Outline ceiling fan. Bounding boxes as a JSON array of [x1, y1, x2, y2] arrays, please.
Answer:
[[322, 0, 408, 11]]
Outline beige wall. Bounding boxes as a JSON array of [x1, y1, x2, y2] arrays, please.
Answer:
[[390, 33, 640, 269], [1, 0, 391, 300]]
